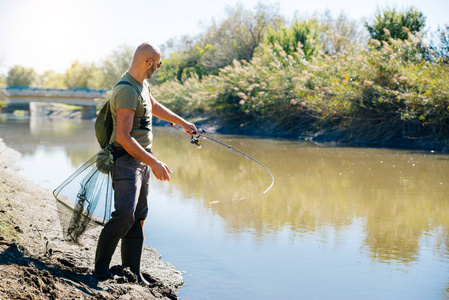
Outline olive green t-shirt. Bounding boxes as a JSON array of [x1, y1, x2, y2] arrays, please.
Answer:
[[109, 72, 153, 150]]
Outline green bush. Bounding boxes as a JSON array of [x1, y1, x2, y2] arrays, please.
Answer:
[[156, 28, 449, 146], [365, 7, 426, 42]]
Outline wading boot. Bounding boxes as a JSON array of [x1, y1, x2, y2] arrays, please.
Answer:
[[121, 238, 150, 285], [94, 229, 120, 280]]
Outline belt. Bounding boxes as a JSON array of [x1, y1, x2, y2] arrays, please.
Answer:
[[112, 146, 152, 161]]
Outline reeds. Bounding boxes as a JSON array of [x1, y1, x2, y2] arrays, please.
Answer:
[[154, 33, 449, 147]]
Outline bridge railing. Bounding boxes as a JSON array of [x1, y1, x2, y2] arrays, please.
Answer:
[[0, 86, 111, 98]]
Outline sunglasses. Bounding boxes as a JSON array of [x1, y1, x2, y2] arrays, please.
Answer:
[[146, 58, 163, 68]]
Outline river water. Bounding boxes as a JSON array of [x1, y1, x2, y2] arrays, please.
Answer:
[[1, 115, 449, 299]]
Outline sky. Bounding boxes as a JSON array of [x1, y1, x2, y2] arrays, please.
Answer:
[[0, 0, 447, 75]]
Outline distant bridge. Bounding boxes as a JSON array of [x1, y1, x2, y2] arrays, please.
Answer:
[[0, 86, 111, 119]]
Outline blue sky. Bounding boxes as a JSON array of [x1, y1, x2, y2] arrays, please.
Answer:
[[0, 0, 447, 74]]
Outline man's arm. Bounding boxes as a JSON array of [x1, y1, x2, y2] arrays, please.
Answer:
[[150, 94, 197, 134], [116, 108, 172, 181]]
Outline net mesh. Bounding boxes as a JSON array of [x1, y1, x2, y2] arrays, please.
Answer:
[[53, 148, 114, 243]]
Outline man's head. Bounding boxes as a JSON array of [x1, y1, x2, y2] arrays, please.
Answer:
[[130, 42, 163, 80]]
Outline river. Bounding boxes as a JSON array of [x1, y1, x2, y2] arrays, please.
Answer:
[[1, 115, 449, 299]]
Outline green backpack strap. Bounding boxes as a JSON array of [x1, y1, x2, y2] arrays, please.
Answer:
[[94, 81, 141, 149], [115, 81, 141, 97]]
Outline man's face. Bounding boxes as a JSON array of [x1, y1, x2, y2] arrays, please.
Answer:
[[146, 57, 162, 79], [146, 63, 156, 79]]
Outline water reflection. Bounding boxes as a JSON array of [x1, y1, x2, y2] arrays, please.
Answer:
[[155, 128, 449, 265], [1, 116, 99, 166]]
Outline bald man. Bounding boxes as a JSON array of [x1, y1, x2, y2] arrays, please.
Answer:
[[94, 42, 197, 283]]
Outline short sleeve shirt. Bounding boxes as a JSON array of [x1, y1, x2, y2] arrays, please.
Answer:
[[109, 72, 153, 150]]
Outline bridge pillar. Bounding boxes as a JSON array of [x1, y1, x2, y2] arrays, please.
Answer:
[[81, 106, 97, 119]]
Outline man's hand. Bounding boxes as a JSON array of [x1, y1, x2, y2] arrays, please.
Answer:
[[181, 121, 198, 136], [150, 160, 173, 181]]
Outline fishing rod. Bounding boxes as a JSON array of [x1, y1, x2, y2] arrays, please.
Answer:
[[170, 123, 274, 199]]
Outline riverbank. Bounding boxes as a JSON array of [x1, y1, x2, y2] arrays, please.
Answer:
[[0, 138, 184, 299], [175, 115, 449, 153], [6, 101, 449, 153]]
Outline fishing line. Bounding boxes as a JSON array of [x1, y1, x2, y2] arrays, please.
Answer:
[[170, 123, 274, 204]]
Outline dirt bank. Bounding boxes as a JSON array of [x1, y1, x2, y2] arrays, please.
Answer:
[[0, 138, 184, 299]]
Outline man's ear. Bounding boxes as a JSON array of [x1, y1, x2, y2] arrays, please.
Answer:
[[147, 59, 154, 69]]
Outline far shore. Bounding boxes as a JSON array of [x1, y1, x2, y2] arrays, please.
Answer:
[[4, 101, 449, 154]]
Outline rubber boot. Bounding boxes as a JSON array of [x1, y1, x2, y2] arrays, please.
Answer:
[[121, 238, 150, 285], [94, 229, 120, 280]]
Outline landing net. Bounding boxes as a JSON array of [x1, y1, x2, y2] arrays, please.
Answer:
[[53, 148, 114, 243]]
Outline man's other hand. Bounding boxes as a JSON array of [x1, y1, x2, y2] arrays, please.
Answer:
[[151, 160, 172, 181]]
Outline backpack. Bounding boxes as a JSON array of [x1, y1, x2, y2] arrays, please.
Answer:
[[95, 81, 140, 149]]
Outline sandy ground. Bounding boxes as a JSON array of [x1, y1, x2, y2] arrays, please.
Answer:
[[0, 138, 184, 299]]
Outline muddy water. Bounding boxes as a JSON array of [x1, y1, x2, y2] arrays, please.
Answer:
[[1, 116, 449, 299]]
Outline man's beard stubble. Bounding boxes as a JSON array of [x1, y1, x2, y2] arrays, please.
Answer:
[[146, 65, 156, 79]]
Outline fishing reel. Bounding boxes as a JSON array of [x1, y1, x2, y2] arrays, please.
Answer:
[[190, 129, 206, 148], [191, 136, 202, 146], [169, 123, 205, 148]]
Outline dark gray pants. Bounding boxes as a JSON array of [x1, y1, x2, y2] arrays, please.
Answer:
[[103, 154, 150, 239]]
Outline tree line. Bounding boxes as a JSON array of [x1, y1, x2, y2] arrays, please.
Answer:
[[0, 45, 134, 89], [1, 3, 447, 89], [1, 3, 449, 148]]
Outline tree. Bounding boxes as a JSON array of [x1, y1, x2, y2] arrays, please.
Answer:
[[37, 70, 66, 88], [100, 44, 134, 88], [154, 2, 283, 82], [152, 50, 182, 84], [6, 65, 37, 87], [87, 67, 106, 89], [64, 61, 103, 89], [365, 7, 426, 42], [153, 35, 204, 83], [64, 61, 90, 88], [265, 19, 320, 60], [199, 2, 283, 73], [0, 74, 6, 88], [318, 10, 366, 55]]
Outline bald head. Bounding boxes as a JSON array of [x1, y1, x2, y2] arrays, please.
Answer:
[[128, 42, 162, 82], [132, 42, 161, 66]]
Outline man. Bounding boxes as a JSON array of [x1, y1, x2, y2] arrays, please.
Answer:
[[94, 42, 197, 284]]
